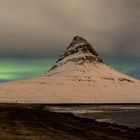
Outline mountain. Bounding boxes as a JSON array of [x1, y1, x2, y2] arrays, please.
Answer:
[[0, 36, 140, 103]]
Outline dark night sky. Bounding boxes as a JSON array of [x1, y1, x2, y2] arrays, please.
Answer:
[[0, 0, 140, 81]]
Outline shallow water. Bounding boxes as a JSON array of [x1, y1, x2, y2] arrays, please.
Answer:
[[45, 105, 140, 128]]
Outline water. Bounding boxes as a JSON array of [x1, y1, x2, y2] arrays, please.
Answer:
[[45, 105, 140, 128]]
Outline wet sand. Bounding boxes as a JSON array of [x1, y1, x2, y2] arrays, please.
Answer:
[[0, 104, 140, 140]]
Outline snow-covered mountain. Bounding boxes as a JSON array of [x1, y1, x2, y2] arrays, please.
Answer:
[[0, 36, 140, 103]]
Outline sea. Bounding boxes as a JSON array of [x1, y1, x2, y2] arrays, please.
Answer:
[[45, 105, 140, 128]]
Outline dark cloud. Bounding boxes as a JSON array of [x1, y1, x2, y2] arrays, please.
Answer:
[[0, 0, 140, 58]]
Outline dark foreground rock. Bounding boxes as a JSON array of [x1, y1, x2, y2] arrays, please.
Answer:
[[0, 104, 139, 140]]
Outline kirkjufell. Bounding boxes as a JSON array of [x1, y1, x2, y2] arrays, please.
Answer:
[[0, 36, 140, 103]]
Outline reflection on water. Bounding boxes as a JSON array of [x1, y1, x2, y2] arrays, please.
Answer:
[[45, 105, 140, 128]]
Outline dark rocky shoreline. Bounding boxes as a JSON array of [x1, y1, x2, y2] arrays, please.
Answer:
[[0, 104, 140, 140]]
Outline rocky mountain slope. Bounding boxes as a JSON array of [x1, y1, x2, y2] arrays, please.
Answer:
[[0, 36, 140, 103]]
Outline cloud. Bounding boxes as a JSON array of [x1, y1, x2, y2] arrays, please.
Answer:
[[0, 0, 139, 58]]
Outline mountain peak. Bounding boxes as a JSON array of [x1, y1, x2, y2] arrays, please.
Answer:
[[56, 36, 102, 65], [47, 36, 103, 72], [67, 36, 91, 50], [69, 36, 87, 47]]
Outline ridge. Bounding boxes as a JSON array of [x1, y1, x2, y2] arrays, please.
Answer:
[[56, 36, 102, 65]]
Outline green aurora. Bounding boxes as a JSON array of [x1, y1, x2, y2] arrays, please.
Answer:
[[0, 59, 56, 82]]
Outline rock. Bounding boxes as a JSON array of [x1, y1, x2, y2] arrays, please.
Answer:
[[56, 36, 102, 65]]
